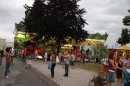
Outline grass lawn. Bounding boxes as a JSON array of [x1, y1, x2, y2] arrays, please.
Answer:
[[77, 62, 117, 78], [77, 62, 104, 73]]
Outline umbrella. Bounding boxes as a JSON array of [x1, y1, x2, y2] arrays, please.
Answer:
[[116, 45, 130, 50]]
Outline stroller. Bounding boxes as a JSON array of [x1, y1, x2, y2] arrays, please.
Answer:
[[123, 70, 130, 86]]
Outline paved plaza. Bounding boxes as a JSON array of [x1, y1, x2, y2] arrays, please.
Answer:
[[31, 59, 119, 86]]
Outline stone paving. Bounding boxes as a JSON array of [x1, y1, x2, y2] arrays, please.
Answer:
[[30, 59, 121, 86]]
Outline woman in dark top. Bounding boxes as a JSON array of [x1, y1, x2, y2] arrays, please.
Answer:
[[116, 56, 124, 86], [50, 51, 56, 78]]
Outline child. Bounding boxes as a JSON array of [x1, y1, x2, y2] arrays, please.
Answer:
[[26, 52, 32, 69], [44, 51, 48, 63]]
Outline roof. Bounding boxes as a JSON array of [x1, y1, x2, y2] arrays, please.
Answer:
[[116, 45, 130, 50]]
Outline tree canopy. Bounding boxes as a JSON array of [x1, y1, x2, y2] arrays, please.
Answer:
[[117, 28, 130, 45], [122, 9, 130, 26], [24, 0, 88, 53]]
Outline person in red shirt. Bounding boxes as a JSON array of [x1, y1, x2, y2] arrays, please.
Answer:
[[22, 48, 27, 62]]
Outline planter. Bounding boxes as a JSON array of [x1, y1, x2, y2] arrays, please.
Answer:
[[94, 82, 101, 86]]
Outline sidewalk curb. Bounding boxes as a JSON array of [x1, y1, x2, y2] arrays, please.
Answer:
[[19, 58, 60, 86], [32, 67, 60, 86]]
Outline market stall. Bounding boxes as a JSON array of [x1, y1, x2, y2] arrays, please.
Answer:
[[116, 45, 130, 50]]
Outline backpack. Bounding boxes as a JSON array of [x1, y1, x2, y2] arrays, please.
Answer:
[[102, 60, 109, 72]]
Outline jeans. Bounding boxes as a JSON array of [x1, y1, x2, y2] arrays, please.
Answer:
[[51, 63, 56, 77], [64, 64, 69, 76], [5, 64, 11, 76]]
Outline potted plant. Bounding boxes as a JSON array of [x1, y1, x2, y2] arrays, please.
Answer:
[[88, 42, 109, 86], [88, 75, 106, 86]]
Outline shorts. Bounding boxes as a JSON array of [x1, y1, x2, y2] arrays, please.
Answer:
[[70, 61, 74, 66], [106, 71, 115, 82], [27, 60, 31, 64]]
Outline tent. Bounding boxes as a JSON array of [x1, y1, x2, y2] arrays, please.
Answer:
[[116, 45, 130, 50]]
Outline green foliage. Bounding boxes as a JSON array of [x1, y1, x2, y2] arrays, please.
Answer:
[[117, 28, 129, 45], [91, 42, 109, 60], [118, 9, 130, 45], [88, 75, 105, 86], [122, 9, 130, 26], [91, 76, 105, 84], [91, 42, 109, 71], [24, 0, 88, 54]]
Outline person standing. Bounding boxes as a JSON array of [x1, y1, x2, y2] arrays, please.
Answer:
[[95, 57, 99, 65], [63, 51, 70, 77], [44, 51, 48, 63], [34, 49, 38, 61], [116, 56, 124, 86], [50, 51, 56, 78], [125, 56, 130, 69], [10, 47, 14, 64], [26, 52, 32, 69], [5, 47, 14, 79], [22, 48, 27, 62], [106, 52, 116, 86], [70, 53, 76, 69]]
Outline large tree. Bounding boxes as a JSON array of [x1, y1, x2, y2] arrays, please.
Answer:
[[117, 28, 129, 45], [122, 9, 130, 26], [24, 0, 88, 54]]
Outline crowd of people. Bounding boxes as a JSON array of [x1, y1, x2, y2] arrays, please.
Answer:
[[2, 46, 130, 86], [17, 48, 78, 78], [105, 52, 130, 86]]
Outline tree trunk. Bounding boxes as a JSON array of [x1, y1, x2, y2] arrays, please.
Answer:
[[99, 58, 100, 72], [57, 38, 61, 55]]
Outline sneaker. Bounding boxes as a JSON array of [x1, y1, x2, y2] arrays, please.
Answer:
[[5, 76, 9, 79], [50, 76, 54, 78], [64, 75, 68, 77]]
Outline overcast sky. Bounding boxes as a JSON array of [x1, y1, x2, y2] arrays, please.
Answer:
[[0, 0, 130, 48]]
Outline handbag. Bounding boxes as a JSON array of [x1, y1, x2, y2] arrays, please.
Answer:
[[56, 56, 59, 63], [6, 57, 12, 64], [103, 66, 109, 72], [48, 61, 52, 69]]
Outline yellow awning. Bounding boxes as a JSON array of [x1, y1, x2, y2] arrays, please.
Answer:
[[116, 45, 130, 50]]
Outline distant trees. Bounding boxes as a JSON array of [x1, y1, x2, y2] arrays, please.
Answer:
[[24, 0, 88, 54], [117, 28, 130, 45], [117, 9, 130, 45], [123, 9, 130, 26]]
